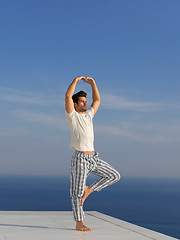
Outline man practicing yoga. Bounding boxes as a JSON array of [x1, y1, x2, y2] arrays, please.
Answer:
[[65, 76, 120, 232]]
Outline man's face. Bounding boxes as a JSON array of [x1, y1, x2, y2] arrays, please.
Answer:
[[75, 96, 87, 112]]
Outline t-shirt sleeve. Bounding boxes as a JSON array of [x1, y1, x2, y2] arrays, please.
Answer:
[[65, 108, 75, 122], [86, 107, 94, 117]]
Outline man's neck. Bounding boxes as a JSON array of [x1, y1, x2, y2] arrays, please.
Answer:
[[75, 109, 86, 114]]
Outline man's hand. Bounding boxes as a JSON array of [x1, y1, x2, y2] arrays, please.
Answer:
[[74, 76, 86, 83], [83, 77, 95, 85]]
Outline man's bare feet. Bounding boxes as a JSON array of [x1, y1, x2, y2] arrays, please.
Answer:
[[76, 221, 92, 232], [81, 186, 94, 207]]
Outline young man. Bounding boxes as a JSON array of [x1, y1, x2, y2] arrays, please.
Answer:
[[65, 76, 120, 232]]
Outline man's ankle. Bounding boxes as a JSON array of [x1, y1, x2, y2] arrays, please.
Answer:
[[77, 220, 83, 224], [88, 186, 94, 192]]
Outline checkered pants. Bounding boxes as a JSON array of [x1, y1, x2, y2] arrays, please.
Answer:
[[70, 150, 120, 221]]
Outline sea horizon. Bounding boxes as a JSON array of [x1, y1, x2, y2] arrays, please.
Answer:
[[0, 175, 179, 239]]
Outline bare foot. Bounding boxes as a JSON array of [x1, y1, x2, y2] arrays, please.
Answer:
[[76, 221, 92, 232], [81, 186, 94, 207]]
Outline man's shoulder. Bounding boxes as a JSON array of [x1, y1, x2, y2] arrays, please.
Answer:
[[86, 107, 94, 117], [65, 108, 76, 118]]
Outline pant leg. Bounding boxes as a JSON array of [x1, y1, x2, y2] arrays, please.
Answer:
[[70, 151, 88, 221], [90, 153, 120, 192]]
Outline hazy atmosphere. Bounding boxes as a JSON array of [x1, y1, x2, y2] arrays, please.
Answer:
[[0, 0, 180, 178]]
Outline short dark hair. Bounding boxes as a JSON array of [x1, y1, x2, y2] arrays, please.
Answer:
[[72, 91, 87, 104]]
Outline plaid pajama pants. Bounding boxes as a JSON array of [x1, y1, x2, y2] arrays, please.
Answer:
[[70, 150, 120, 221]]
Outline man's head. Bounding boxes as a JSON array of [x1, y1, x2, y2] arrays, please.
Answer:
[[72, 90, 87, 113]]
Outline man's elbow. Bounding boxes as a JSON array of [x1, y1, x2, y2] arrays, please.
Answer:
[[65, 93, 72, 99], [93, 98, 101, 106], [97, 97, 101, 103], [94, 96, 101, 103]]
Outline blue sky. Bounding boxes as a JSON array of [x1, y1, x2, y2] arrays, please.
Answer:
[[0, 0, 180, 178]]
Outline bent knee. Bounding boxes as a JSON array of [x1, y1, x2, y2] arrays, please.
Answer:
[[114, 171, 121, 182], [109, 170, 120, 182]]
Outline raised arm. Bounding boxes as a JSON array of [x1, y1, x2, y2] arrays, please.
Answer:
[[83, 77, 101, 115], [65, 76, 85, 114]]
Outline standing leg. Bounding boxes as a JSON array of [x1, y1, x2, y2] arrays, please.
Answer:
[[70, 152, 92, 231]]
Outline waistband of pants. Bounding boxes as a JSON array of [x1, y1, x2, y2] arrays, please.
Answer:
[[74, 150, 99, 159]]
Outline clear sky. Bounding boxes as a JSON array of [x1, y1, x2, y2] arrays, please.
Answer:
[[0, 0, 180, 178]]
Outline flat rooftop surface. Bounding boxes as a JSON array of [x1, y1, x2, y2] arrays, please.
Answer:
[[0, 211, 178, 240]]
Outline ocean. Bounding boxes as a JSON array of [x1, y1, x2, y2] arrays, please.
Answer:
[[0, 175, 179, 239]]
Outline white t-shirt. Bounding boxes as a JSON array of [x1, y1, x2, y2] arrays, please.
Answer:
[[65, 107, 94, 151]]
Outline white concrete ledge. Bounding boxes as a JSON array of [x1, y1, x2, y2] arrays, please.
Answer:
[[0, 211, 178, 240]]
